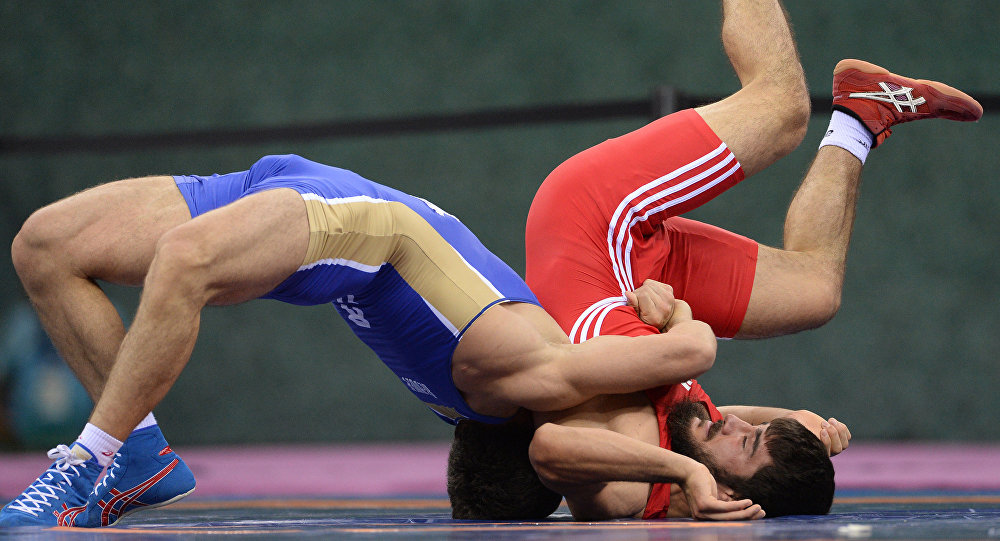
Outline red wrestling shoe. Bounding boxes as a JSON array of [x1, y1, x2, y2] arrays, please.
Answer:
[[832, 59, 983, 146]]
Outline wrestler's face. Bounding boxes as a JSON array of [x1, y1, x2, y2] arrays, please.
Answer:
[[667, 401, 773, 482], [690, 414, 774, 480]]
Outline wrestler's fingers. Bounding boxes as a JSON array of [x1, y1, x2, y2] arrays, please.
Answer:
[[820, 420, 849, 456], [829, 418, 852, 451], [696, 502, 765, 521], [624, 290, 638, 307], [715, 503, 764, 521], [692, 497, 752, 515], [641, 279, 674, 297], [819, 424, 835, 455]]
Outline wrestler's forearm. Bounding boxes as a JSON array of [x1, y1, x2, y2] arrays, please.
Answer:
[[559, 320, 717, 400], [506, 320, 717, 413], [717, 405, 795, 425], [529, 423, 701, 488]]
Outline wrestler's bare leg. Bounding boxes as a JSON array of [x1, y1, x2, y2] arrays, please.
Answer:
[[734, 60, 981, 338], [10, 177, 191, 399], [684, 1, 857, 338], [737, 146, 863, 338], [695, 0, 810, 178], [88, 188, 309, 440]]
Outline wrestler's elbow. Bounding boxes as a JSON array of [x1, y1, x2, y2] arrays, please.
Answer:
[[528, 423, 575, 490], [667, 321, 717, 379]]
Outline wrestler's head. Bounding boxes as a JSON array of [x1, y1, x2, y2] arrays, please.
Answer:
[[667, 400, 835, 516], [447, 412, 562, 519]]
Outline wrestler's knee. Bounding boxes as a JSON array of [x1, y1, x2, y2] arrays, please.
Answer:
[[757, 72, 810, 155], [798, 277, 843, 331], [11, 204, 76, 288], [697, 73, 809, 176], [145, 227, 216, 300], [742, 252, 844, 338]]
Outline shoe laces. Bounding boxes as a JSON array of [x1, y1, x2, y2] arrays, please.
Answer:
[[6, 445, 89, 516], [93, 452, 124, 495]]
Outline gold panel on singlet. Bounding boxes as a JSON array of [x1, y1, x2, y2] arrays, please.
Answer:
[[300, 196, 502, 333]]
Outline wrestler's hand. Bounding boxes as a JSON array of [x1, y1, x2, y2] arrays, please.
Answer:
[[785, 410, 852, 456], [819, 417, 852, 456], [625, 279, 675, 331], [662, 299, 694, 332], [682, 462, 765, 521]]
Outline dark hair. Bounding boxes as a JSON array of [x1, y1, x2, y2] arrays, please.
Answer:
[[724, 417, 835, 517], [447, 415, 563, 519]]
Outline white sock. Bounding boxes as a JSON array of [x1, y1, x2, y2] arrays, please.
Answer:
[[819, 110, 874, 164], [76, 423, 124, 467], [133, 413, 157, 433]]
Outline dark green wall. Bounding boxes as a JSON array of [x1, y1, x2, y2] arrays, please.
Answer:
[[2, 1, 998, 444]]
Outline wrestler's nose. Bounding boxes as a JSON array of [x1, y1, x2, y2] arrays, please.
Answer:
[[721, 414, 753, 435]]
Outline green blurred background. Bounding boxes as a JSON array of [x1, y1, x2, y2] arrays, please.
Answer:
[[1, 1, 997, 448]]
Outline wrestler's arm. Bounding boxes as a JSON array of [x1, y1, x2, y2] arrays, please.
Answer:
[[541, 314, 717, 408], [529, 423, 764, 521], [717, 405, 796, 424], [718, 406, 852, 456], [548, 298, 717, 408], [457, 300, 717, 415]]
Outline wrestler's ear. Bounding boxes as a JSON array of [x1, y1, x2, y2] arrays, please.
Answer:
[[717, 484, 737, 502]]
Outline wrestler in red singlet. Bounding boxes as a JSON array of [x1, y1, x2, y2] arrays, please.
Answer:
[[525, 108, 758, 342]]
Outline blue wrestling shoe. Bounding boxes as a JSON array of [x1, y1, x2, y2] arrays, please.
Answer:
[[0, 443, 100, 527], [68, 425, 196, 527]]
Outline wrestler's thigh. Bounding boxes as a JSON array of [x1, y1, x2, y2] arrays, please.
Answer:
[[23, 176, 191, 285], [696, 98, 779, 178], [161, 188, 309, 306], [737, 244, 836, 339], [695, 82, 805, 180]]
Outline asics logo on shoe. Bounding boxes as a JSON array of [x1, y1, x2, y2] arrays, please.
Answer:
[[849, 82, 926, 113], [94, 459, 179, 526], [101, 451, 115, 457]]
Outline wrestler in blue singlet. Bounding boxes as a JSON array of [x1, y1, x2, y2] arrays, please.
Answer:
[[175, 155, 539, 424]]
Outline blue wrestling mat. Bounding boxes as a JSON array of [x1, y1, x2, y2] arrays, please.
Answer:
[[3, 490, 1000, 540]]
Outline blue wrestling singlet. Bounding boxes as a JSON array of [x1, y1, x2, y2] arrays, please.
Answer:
[[174, 155, 539, 424]]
